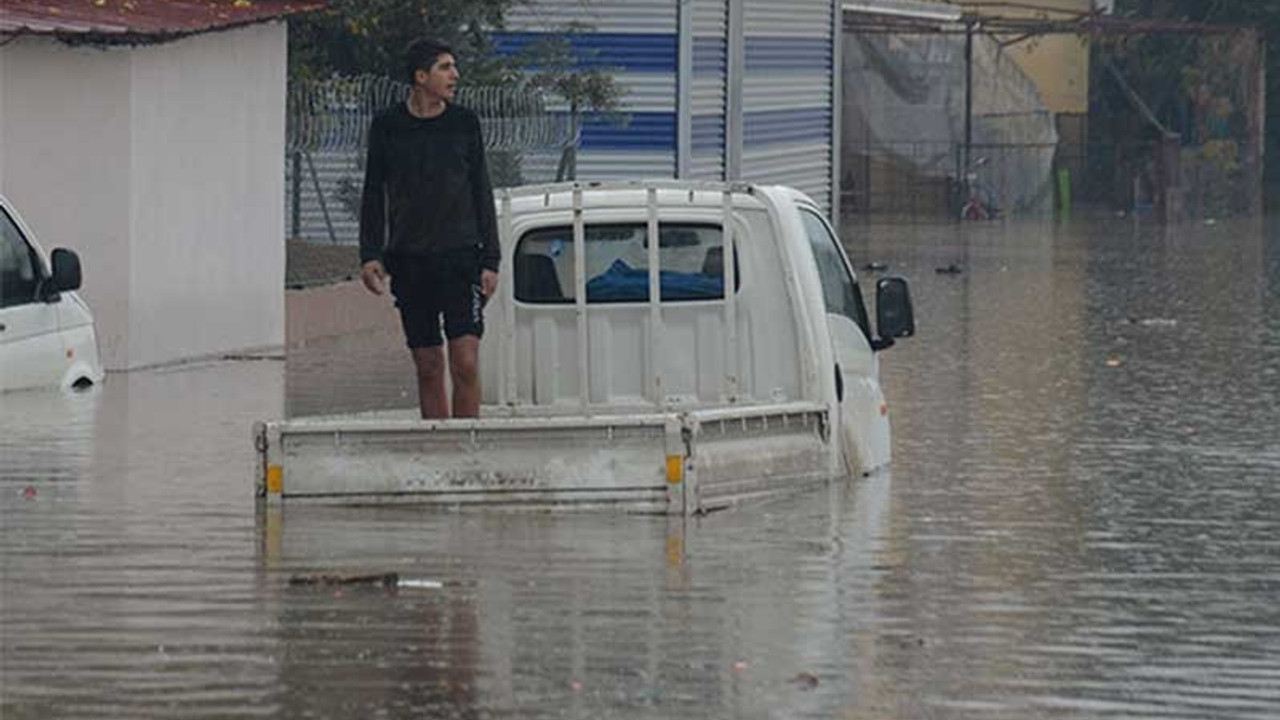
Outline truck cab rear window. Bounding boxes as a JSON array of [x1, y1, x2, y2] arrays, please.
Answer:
[[514, 223, 739, 304]]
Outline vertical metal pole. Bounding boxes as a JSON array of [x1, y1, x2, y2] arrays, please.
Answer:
[[726, 0, 745, 180], [830, 0, 843, 221], [1249, 34, 1267, 216], [677, 0, 694, 179], [500, 190, 517, 406], [291, 150, 302, 239], [572, 186, 589, 408], [306, 152, 338, 244], [647, 187, 663, 406], [722, 188, 738, 402], [963, 18, 975, 190]]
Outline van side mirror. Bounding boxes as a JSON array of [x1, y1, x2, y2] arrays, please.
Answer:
[[875, 277, 915, 341], [50, 248, 83, 292]]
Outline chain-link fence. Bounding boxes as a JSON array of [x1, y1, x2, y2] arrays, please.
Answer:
[[841, 24, 1058, 222], [287, 75, 572, 156], [285, 76, 573, 287]]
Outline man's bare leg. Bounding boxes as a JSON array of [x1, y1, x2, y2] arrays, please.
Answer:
[[448, 335, 481, 418], [411, 347, 449, 419]]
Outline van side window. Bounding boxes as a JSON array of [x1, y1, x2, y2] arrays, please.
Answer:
[[515, 223, 738, 304], [798, 210, 872, 340], [0, 210, 40, 309]]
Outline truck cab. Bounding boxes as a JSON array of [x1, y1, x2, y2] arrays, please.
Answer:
[[482, 181, 913, 476]]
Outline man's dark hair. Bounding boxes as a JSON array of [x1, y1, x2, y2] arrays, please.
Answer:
[[404, 38, 454, 83]]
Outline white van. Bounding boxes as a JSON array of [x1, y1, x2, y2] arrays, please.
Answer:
[[0, 194, 104, 393]]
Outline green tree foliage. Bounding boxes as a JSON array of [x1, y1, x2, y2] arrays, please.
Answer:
[[520, 22, 626, 122], [518, 22, 628, 179], [1113, 1, 1279, 180], [288, 0, 523, 84]]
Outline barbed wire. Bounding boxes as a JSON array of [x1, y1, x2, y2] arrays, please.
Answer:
[[286, 75, 573, 154]]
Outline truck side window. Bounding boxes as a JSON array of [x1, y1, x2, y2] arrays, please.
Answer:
[[0, 210, 40, 309], [515, 223, 738, 304], [798, 210, 872, 340]]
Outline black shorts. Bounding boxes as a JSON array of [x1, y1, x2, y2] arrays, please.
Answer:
[[387, 250, 486, 349]]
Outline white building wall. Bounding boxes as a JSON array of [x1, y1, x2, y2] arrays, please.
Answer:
[[0, 24, 286, 371], [128, 23, 286, 369], [0, 38, 135, 366]]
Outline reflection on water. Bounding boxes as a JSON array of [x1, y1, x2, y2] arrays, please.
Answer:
[[3, 216, 1279, 718]]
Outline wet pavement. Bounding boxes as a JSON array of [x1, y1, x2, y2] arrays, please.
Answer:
[[3, 215, 1279, 718]]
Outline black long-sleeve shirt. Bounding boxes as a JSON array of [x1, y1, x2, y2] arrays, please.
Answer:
[[359, 103, 500, 272]]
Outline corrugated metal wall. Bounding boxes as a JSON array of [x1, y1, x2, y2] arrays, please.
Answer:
[[496, 0, 678, 179], [690, 0, 728, 180], [739, 0, 836, 211], [286, 151, 360, 244], [499, 0, 836, 207], [289, 0, 839, 244]]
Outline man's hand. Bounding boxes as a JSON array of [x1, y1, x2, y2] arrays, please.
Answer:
[[480, 269, 499, 298], [360, 260, 388, 296]]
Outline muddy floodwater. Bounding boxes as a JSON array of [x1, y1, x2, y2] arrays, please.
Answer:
[[3, 216, 1279, 719]]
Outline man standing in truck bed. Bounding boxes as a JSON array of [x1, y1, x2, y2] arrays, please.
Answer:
[[358, 38, 500, 419]]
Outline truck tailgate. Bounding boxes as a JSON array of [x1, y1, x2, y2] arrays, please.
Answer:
[[255, 402, 833, 514]]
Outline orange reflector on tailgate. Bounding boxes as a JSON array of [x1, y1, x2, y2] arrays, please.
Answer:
[[666, 455, 684, 484]]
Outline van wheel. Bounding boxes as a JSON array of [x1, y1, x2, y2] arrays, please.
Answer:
[[71, 377, 95, 390]]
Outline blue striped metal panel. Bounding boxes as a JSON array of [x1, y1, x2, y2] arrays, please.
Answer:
[[490, 32, 677, 73], [744, 75, 831, 112], [744, 1, 831, 35], [693, 0, 728, 35], [537, 73, 674, 114], [504, 0, 677, 34], [522, 150, 675, 180], [490, 10, 678, 160], [690, 153, 724, 180], [579, 112, 675, 150], [615, 73, 676, 113], [741, 0, 834, 211], [693, 37, 727, 76], [741, 144, 831, 201], [690, 0, 728, 181], [692, 115, 725, 151], [692, 77, 725, 115], [745, 37, 832, 71], [744, 108, 831, 146]]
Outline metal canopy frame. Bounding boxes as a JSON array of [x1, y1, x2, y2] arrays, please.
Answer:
[[841, 4, 1264, 219], [844, 7, 1254, 37]]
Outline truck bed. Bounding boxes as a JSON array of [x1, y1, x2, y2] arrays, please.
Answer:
[[254, 401, 834, 515]]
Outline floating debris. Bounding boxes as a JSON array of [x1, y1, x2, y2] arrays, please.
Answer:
[[791, 672, 820, 690], [1122, 317, 1177, 327], [289, 572, 399, 587], [935, 263, 963, 275], [1105, 357, 1124, 368], [398, 578, 444, 589]]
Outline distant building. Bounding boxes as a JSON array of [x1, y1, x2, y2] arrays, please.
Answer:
[[495, 0, 841, 214], [1, 0, 320, 370], [847, 0, 1097, 142], [952, 0, 1099, 142]]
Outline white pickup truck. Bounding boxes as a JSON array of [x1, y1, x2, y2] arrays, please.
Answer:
[[255, 180, 914, 514]]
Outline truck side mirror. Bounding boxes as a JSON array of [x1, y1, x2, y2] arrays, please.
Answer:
[[875, 277, 914, 340], [50, 248, 83, 293]]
